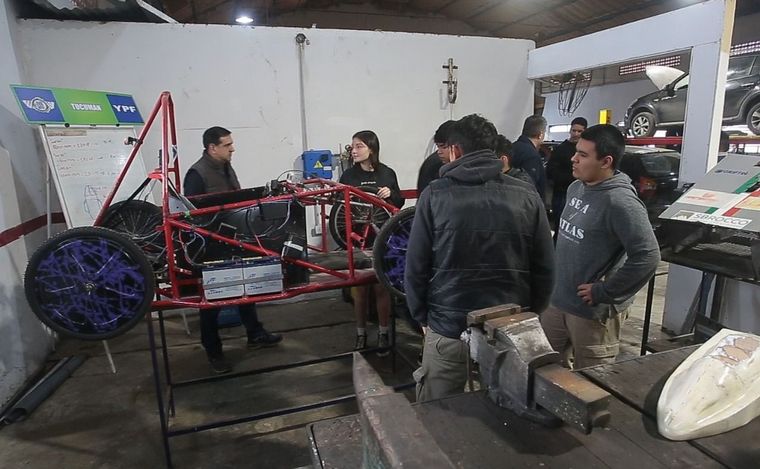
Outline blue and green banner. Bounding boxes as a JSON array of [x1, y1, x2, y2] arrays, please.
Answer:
[[11, 85, 143, 125]]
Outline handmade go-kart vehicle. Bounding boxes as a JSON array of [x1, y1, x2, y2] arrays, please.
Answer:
[[23, 92, 417, 341]]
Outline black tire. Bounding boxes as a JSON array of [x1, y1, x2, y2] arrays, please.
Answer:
[[629, 111, 656, 137], [746, 101, 760, 136], [373, 207, 421, 334], [100, 199, 166, 271], [24, 226, 155, 340], [373, 206, 415, 298], [329, 185, 391, 249]]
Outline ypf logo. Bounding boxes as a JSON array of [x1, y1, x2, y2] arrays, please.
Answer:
[[107, 94, 143, 124], [22, 97, 56, 113]]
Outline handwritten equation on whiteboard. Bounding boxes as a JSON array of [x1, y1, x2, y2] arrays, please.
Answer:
[[44, 128, 149, 227]]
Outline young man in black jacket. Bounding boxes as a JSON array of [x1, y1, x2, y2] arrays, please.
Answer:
[[416, 120, 456, 195], [495, 134, 533, 185], [547, 116, 587, 238], [405, 114, 555, 402], [184, 126, 282, 374], [511, 115, 548, 199]]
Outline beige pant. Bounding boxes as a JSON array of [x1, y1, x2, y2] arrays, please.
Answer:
[[539, 305, 628, 369], [413, 330, 468, 403]]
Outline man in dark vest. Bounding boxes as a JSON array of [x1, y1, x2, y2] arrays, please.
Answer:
[[184, 126, 282, 374]]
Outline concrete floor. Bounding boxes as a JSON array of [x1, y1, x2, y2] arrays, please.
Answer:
[[0, 266, 672, 469]]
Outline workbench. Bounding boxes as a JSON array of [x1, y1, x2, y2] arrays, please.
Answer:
[[308, 346, 759, 468]]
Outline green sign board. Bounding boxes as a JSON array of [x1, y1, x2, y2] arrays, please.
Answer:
[[10, 85, 143, 125]]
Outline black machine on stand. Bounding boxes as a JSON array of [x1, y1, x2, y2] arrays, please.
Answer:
[[642, 153, 760, 350]]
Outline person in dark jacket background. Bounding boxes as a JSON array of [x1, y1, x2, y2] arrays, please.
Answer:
[[512, 115, 548, 199], [494, 134, 533, 185], [405, 114, 554, 402], [416, 120, 456, 195], [339, 130, 404, 355], [184, 126, 282, 374], [547, 116, 587, 239]]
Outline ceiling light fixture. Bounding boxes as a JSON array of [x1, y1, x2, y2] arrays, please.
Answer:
[[236, 15, 254, 25]]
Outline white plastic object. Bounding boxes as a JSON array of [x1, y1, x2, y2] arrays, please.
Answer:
[[657, 328, 760, 440]]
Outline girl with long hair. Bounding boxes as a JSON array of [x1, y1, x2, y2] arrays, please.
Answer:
[[339, 130, 404, 354]]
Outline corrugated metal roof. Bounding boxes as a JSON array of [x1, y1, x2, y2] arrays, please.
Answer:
[[158, 0, 760, 46], [18, 0, 760, 45], [25, 0, 175, 22]]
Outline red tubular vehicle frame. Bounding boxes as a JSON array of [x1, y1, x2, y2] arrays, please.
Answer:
[[89, 92, 414, 469], [94, 91, 401, 311]]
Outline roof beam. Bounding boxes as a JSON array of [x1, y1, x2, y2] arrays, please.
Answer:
[[487, 0, 576, 34], [433, 0, 459, 14], [537, 0, 701, 44], [464, 0, 513, 20], [528, 0, 731, 78]]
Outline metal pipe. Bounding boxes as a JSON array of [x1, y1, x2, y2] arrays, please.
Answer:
[[146, 309, 174, 468], [168, 394, 356, 437], [0, 355, 85, 424], [45, 145, 51, 239], [167, 380, 416, 438], [157, 311, 176, 416], [173, 350, 358, 388], [296, 33, 309, 151], [640, 276, 656, 356], [94, 92, 166, 225]]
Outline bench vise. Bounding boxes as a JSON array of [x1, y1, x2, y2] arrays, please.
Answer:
[[467, 304, 612, 434]]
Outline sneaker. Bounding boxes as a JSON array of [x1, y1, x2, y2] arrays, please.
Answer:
[[377, 332, 390, 357], [208, 354, 232, 374], [354, 334, 367, 350], [247, 331, 283, 349]]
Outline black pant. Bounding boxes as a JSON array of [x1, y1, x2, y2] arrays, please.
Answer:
[[200, 303, 264, 356]]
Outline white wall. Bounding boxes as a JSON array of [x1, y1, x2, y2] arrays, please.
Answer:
[[0, 0, 55, 409], [542, 79, 659, 141], [0, 20, 532, 404], [16, 20, 534, 193]]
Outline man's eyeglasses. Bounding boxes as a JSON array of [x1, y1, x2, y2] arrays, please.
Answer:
[[435, 143, 450, 149]]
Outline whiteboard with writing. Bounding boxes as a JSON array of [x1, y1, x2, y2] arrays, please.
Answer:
[[42, 127, 151, 228]]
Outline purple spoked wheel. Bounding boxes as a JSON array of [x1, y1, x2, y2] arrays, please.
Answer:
[[373, 206, 415, 298], [24, 226, 154, 340]]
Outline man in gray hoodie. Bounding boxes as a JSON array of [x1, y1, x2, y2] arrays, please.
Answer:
[[541, 124, 660, 369]]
